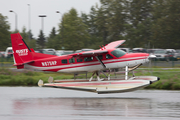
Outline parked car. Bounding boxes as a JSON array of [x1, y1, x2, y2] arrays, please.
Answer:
[[75, 49, 94, 53], [35, 49, 56, 55], [4, 47, 13, 58], [166, 49, 178, 61], [55, 50, 65, 56], [132, 48, 147, 53], [55, 50, 74, 56], [118, 48, 132, 53], [61, 50, 74, 55], [147, 49, 161, 54], [0, 51, 5, 57], [153, 49, 177, 61], [175, 49, 180, 60]]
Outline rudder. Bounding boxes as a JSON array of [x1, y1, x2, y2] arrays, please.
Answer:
[[11, 33, 34, 68]]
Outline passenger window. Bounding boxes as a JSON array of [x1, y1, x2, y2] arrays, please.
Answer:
[[61, 59, 67, 64], [84, 57, 93, 62], [98, 55, 103, 60], [106, 54, 114, 59], [69, 58, 75, 63], [77, 59, 83, 62]]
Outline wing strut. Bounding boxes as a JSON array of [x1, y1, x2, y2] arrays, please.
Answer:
[[95, 56, 106, 69]]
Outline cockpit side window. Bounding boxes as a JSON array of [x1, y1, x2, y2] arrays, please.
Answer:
[[111, 49, 126, 58]]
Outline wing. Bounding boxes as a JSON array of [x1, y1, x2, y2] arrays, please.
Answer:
[[71, 49, 108, 57], [69, 40, 125, 68], [105, 40, 125, 49], [70, 40, 125, 57]]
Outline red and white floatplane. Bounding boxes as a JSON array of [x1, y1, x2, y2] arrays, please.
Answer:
[[11, 33, 160, 94]]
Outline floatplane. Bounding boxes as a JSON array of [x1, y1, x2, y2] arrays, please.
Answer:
[[10, 33, 159, 94]]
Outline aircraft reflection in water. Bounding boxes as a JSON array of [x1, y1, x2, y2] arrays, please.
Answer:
[[0, 87, 175, 119], [13, 97, 152, 117], [11, 33, 159, 93], [13, 95, 177, 119]]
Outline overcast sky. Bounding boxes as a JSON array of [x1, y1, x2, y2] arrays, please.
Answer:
[[1, 0, 100, 38]]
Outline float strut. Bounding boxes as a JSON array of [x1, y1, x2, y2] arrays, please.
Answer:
[[89, 72, 96, 81], [96, 71, 104, 81], [125, 66, 128, 80]]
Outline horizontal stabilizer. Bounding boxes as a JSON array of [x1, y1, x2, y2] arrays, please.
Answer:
[[13, 60, 34, 66]]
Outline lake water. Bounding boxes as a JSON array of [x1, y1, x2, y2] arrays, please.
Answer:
[[0, 87, 180, 120]]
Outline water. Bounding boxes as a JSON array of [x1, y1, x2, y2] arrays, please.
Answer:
[[0, 87, 180, 120]]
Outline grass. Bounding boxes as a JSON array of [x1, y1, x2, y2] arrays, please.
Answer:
[[0, 68, 74, 86], [134, 68, 180, 90], [0, 67, 180, 90]]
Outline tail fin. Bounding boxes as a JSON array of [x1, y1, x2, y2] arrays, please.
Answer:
[[11, 33, 34, 68]]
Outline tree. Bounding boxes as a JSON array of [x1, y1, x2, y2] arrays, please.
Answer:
[[20, 26, 28, 40], [151, 0, 180, 48], [81, 5, 103, 49], [96, 5, 109, 45], [101, 0, 128, 42], [58, 8, 90, 51], [47, 27, 59, 49], [0, 13, 10, 51], [37, 30, 46, 49], [86, 0, 128, 46], [19, 26, 36, 49], [49, 27, 56, 38], [125, 0, 154, 48]]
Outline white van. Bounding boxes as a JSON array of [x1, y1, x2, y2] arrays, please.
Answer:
[[4, 47, 13, 58]]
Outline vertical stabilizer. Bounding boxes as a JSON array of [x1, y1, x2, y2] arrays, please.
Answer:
[[11, 33, 34, 67]]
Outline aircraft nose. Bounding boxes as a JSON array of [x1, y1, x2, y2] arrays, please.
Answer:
[[148, 54, 156, 59]]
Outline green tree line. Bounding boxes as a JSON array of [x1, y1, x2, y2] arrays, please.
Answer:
[[0, 0, 180, 51]]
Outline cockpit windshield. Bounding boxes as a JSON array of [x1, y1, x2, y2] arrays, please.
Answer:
[[111, 49, 126, 58]]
